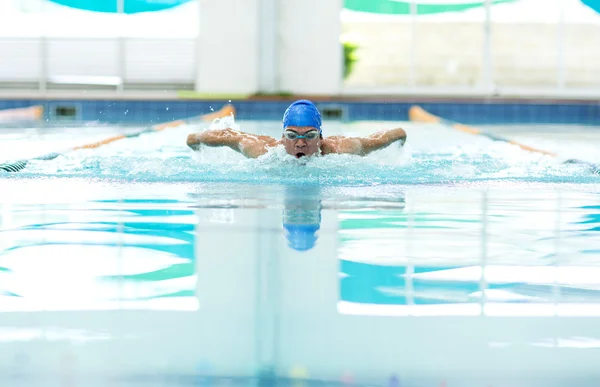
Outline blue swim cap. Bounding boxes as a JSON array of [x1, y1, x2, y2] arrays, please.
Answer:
[[282, 100, 322, 132], [283, 223, 320, 252]]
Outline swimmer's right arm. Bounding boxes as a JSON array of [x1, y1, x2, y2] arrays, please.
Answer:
[[186, 128, 274, 158]]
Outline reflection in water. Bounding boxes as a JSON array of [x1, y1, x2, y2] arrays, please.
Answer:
[[338, 190, 600, 316], [1, 184, 599, 317], [0, 199, 198, 311], [1, 181, 600, 384], [282, 186, 322, 251]]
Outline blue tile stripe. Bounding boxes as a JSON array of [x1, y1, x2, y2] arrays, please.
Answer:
[[0, 99, 598, 125]]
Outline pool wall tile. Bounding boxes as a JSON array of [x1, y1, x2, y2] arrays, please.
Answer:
[[0, 99, 598, 126]]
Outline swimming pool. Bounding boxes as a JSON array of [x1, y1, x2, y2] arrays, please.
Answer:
[[1, 106, 600, 386]]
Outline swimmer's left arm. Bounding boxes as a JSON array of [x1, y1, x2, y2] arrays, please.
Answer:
[[186, 129, 276, 158], [340, 128, 407, 155]]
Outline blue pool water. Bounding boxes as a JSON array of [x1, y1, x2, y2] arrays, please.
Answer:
[[1, 115, 599, 185], [0, 115, 600, 386]]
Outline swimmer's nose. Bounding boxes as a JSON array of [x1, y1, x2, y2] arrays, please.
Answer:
[[295, 139, 307, 148]]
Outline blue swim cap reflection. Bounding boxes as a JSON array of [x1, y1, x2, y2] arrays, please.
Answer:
[[282, 204, 321, 252], [283, 223, 320, 252], [282, 100, 322, 132]]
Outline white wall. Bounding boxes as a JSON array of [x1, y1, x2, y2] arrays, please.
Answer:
[[258, 0, 279, 93], [0, 37, 197, 86], [278, 0, 343, 95], [194, 0, 343, 95], [194, 0, 260, 95]]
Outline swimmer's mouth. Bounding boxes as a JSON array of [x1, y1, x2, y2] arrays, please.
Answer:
[[295, 153, 306, 158]]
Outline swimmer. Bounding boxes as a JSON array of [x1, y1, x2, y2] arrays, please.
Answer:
[[186, 100, 407, 159]]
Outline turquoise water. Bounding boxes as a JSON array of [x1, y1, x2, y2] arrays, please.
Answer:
[[1, 119, 599, 184], [0, 119, 600, 385], [2, 180, 599, 310]]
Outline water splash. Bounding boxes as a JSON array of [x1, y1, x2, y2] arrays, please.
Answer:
[[7, 119, 600, 186]]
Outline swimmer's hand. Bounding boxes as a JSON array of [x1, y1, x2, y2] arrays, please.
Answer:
[[391, 128, 407, 147], [186, 128, 276, 158], [186, 133, 204, 151]]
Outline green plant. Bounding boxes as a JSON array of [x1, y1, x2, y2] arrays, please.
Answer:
[[342, 40, 359, 79]]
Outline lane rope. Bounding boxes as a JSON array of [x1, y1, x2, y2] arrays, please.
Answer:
[[408, 105, 599, 175], [0, 104, 235, 173], [0, 105, 44, 123]]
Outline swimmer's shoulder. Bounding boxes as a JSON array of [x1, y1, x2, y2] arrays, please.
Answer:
[[321, 136, 360, 155]]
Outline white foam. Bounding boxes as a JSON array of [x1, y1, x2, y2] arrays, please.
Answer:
[[3, 117, 598, 184]]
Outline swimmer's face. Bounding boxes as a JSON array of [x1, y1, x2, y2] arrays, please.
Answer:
[[282, 126, 322, 158]]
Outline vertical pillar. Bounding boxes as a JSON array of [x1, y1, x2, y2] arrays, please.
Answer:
[[278, 0, 343, 95], [409, 1, 417, 86], [482, 0, 493, 90], [39, 0, 48, 92], [557, 0, 566, 89], [258, 0, 279, 93], [117, 0, 125, 92], [195, 0, 260, 94], [195, 0, 343, 95]]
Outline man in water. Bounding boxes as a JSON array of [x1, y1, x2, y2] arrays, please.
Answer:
[[186, 100, 407, 158]]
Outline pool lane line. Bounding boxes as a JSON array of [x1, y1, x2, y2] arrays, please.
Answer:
[[408, 105, 600, 175], [0, 105, 44, 123], [0, 104, 235, 173]]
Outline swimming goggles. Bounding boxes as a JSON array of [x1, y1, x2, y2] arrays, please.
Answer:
[[283, 130, 320, 141]]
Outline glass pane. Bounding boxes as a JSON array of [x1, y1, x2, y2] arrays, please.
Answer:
[[491, 0, 559, 88], [0, 0, 198, 38], [564, 0, 600, 88], [342, 1, 490, 88], [0, 0, 46, 37], [341, 11, 412, 87]]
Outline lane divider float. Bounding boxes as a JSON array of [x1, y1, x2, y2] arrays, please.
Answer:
[[0, 104, 235, 173], [408, 105, 599, 175], [0, 105, 44, 123]]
